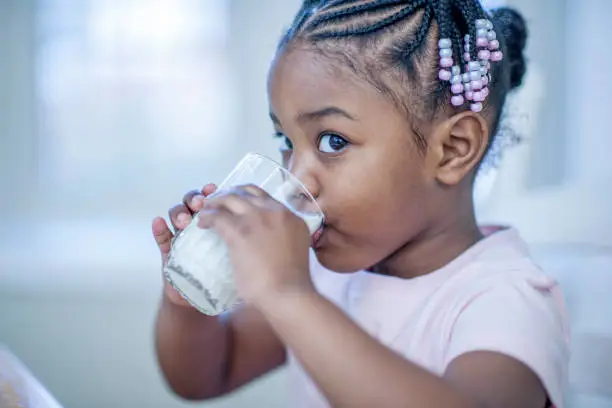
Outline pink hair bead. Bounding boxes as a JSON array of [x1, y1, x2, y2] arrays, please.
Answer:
[[440, 57, 454, 67], [437, 20, 502, 111], [470, 102, 483, 112], [478, 50, 491, 60], [471, 79, 483, 90], [451, 83, 464, 94], [491, 51, 503, 62], [438, 69, 451, 81], [476, 37, 488, 48], [451, 95, 465, 106]]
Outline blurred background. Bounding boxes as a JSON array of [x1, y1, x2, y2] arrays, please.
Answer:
[[0, 0, 611, 407]]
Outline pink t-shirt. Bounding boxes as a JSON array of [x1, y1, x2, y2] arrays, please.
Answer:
[[287, 228, 570, 407]]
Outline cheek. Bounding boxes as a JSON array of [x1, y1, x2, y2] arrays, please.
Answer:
[[316, 152, 431, 271], [326, 155, 427, 237], [317, 187, 426, 272]]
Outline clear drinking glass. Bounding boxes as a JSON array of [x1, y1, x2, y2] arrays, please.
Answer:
[[164, 153, 324, 316]]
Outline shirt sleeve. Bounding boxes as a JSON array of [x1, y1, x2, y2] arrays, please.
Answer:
[[444, 276, 570, 408]]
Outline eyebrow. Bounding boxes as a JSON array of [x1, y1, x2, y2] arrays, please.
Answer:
[[269, 106, 357, 126]]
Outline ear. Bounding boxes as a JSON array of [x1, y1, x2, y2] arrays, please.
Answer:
[[428, 112, 490, 186]]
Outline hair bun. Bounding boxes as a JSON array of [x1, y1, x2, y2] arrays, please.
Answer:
[[490, 7, 528, 90]]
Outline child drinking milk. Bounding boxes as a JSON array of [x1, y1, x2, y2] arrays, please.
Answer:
[[152, 1, 569, 407]]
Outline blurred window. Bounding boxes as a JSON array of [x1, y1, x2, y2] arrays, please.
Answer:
[[35, 0, 234, 216]]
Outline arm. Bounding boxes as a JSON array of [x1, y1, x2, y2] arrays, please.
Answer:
[[155, 299, 286, 400], [259, 290, 551, 408], [153, 186, 287, 400]]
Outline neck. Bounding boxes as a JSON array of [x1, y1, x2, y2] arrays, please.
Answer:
[[371, 199, 483, 279]]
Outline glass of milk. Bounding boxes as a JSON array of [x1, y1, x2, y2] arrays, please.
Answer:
[[163, 152, 324, 316]]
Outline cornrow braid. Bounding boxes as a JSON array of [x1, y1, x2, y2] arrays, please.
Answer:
[[309, 1, 427, 39], [280, 0, 526, 153], [432, 0, 452, 47], [450, 13, 463, 70], [393, 3, 432, 61], [429, 0, 454, 94], [322, 0, 364, 9], [453, 0, 485, 60], [281, 1, 324, 47], [307, 0, 408, 32]]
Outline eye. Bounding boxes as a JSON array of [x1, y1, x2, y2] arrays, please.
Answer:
[[275, 132, 293, 151], [318, 133, 349, 153]]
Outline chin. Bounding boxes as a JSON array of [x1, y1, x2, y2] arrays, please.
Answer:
[[313, 245, 369, 273]]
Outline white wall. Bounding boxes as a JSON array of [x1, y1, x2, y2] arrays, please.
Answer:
[[0, 0, 37, 218], [0, 294, 288, 408], [478, 0, 612, 246]]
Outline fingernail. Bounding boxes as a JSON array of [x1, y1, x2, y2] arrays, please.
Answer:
[[177, 213, 191, 226]]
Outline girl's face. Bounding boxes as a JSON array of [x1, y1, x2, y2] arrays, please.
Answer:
[[268, 48, 449, 273]]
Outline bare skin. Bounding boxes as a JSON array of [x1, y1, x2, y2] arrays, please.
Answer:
[[153, 185, 286, 400], [153, 48, 548, 407]]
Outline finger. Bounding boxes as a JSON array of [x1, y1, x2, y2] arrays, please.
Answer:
[[223, 185, 272, 209], [182, 189, 203, 213], [187, 184, 219, 213], [152, 217, 174, 258], [198, 207, 239, 242], [239, 184, 268, 198], [202, 183, 217, 196], [168, 204, 193, 232], [241, 184, 293, 207], [204, 192, 262, 215]]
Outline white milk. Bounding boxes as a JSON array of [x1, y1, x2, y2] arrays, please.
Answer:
[[164, 210, 322, 315]]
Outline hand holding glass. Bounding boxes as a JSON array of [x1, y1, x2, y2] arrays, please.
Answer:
[[164, 153, 324, 315]]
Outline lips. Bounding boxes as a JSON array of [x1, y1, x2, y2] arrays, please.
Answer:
[[312, 225, 325, 248]]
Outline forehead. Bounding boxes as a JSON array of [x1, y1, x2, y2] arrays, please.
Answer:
[[267, 47, 396, 120]]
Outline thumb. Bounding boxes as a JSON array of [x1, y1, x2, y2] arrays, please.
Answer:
[[152, 217, 194, 308], [152, 217, 173, 263]]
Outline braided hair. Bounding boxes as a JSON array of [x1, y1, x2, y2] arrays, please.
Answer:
[[278, 0, 528, 153]]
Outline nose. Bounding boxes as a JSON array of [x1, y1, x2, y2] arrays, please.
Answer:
[[287, 154, 320, 201]]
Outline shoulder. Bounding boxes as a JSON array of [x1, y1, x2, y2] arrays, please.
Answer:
[[445, 276, 569, 407], [443, 228, 570, 365], [443, 228, 566, 301], [442, 230, 570, 407]]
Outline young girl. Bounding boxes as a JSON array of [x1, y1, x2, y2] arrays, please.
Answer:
[[153, 1, 569, 407]]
